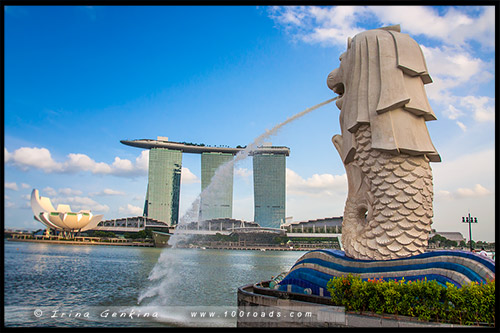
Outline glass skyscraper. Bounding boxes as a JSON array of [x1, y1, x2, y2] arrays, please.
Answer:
[[200, 152, 234, 221], [253, 152, 286, 228], [122, 138, 289, 229], [145, 148, 182, 226]]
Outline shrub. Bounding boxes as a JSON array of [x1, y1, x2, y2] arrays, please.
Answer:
[[326, 274, 495, 326], [89, 231, 116, 238]]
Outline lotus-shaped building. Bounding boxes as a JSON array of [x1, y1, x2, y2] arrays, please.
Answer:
[[31, 189, 103, 233]]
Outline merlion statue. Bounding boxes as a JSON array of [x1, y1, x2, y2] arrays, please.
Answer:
[[327, 25, 441, 260]]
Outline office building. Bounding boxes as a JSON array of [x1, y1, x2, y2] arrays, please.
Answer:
[[121, 138, 290, 227], [145, 148, 182, 226], [200, 152, 234, 221], [252, 146, 290, 228], [122, 137, 240, 225]]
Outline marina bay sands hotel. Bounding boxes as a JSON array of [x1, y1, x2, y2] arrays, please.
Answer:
[[121, 137, 290, 229]]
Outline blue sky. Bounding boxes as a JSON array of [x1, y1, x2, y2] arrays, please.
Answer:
[[4, 6, 496, 241]]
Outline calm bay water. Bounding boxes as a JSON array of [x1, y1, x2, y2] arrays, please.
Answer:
[[4, 240, 305, 327]]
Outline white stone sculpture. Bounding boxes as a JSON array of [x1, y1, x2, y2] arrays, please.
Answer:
[[327, 25, 441, 260], [31, 189, 103, 233]]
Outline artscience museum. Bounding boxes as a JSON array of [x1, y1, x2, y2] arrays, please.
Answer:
[[30, 189, 103, 237]]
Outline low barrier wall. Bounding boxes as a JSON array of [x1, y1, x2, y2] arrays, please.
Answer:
[[237, 282, 469, 327]]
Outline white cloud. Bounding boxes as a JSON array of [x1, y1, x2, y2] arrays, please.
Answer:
[[135, 150, 149, 172], [41, 187, 84, 197], [34, 187, 109, 213], [460, 96, 495, 122], [4, 147, 11, 163], [268, 6, 369, 46], [368, 6, 494, 48], [6, 147, 63, 172], [181, 167, 200, 184], [89, 188, 126, 197], [111, 156, 135, 174], [5, 146, 148, 177], [433, 149, 495, 197], [58, 188, 83, 196], [5, 182, 19, 191], [63, 153, 111, 174], [421, 45, 485, 91], [51, 196, 110, 213], [235, 167, 252, 178], [442, 104, 464, 120], [268, 6, 494, 127], [268, 6, 305, 26], [286, 168, 347, 197], [420, 45, 493, 116], [456, 121, 467, 132], [437, 183, 492, 200], [118, 204, 143, 216], [42, 186, 58, 197], [21, 183, 30, 189], [456, 184, 491, 197], [268, 6, 494, 49], [4, 147, 211, 185]]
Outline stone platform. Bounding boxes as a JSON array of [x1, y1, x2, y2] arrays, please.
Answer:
[[237, 282, 468, 327]]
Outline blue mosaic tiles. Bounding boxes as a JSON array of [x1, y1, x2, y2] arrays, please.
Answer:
[[277, 249, 495, 296]]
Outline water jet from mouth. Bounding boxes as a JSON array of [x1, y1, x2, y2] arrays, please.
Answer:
[[137, 96, 338, 307]]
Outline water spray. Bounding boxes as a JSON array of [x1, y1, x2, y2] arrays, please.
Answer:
[[138, 96, 338, 305], [169, 96, 338, 247]]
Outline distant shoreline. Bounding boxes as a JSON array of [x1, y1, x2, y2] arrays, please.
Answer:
[[6, 238, 154, 247], [6, 238, 309, 251], [6, 238, 495, 258], [6, 238, 316, 251], [188, 244, 316, 251]]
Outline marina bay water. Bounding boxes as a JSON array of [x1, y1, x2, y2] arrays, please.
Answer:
[[129, 98, 338, 322], [4, 99, 334, 327], [4, 240, 305, 327]]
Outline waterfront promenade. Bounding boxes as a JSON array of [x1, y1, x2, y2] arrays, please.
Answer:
[[190, 244, 334, 251], [7, 238, 343, 252], [7, 235, 154, 247]]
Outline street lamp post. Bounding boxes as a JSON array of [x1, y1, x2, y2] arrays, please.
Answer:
[[462, 213, 478, 252]]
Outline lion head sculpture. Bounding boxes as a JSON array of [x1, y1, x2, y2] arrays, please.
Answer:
[[328, 24, 440, 164]]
